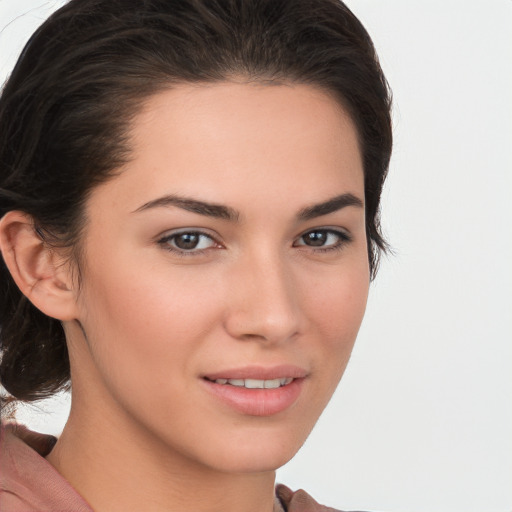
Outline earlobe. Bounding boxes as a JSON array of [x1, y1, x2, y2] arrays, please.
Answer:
[[0, 211, 78, 321]]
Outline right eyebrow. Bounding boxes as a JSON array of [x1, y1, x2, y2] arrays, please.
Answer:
[[132, 194, 240, 222]]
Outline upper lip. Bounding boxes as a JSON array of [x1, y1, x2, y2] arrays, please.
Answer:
[[203, 365, 308, 381]]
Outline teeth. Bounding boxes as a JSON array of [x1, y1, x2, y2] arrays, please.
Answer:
[[264, 379, 281, 389], [244, 379, 266, 389], [227, 379, 244, 387], [213, 378, 294, 388]]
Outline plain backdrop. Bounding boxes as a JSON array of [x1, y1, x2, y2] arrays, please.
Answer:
[[1, 1, 511, 512]]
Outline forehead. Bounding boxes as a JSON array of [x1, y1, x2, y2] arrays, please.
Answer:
[[88, 81, 364, 217]]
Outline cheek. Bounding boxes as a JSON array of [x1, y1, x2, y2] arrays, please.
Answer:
[[303, 258, 369, 377], [76, 258, 223, 387], [306, 253, 368, 329]]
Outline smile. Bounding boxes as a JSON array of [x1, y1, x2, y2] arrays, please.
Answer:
[[202, 376, 305, 416], [207, 377, 294, 389]]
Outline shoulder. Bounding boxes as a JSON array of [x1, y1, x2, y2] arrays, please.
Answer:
[[0, 422, 92, 512], [275, 483, 371, 512]]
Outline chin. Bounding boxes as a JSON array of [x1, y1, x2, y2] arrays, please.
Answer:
[[192, 424, 311, 474], [211, 447, 298, 474]]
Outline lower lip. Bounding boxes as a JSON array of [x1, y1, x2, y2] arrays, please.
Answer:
[[202, 378, 304, 416]]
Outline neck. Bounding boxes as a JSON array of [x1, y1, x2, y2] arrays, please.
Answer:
[[47, 402, 277, 512]]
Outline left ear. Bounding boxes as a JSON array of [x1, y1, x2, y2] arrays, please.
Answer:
[[0, 211, 79, 321]]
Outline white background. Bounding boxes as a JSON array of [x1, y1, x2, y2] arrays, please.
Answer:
[[1, 1, 511, 511]]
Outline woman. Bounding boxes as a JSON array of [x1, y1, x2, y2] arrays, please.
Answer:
[[0, 0, 392, 511]]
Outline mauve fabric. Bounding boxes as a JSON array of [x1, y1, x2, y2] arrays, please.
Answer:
[[0, 423, 345, 512], [0, 423, 93, 511]]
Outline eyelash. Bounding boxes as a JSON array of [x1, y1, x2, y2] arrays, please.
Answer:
[[294, 229, 352, 253], [157, 231, 220, 257], [157, 228, 352, 257]]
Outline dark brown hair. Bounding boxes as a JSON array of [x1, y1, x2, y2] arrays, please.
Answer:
[[0, 0, 392, 407]]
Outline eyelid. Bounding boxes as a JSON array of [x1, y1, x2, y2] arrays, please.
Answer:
[[293, 227, 352, 251], [155, 226, 352, 257], [157, 228, 223, 255]]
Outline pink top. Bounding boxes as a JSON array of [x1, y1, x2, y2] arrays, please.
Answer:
[[0, 423, 344, 511]]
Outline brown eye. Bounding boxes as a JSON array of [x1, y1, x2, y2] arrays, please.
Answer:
[[294, 229, 351, 251], [302, 231, 328, 247], [174, 233, 201, 250], [159, 231, 218, 253]]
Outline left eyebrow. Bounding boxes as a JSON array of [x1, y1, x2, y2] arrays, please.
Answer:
[[297, 193, 363, 221]]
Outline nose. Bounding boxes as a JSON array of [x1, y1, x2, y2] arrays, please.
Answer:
[[223, 251, 301, 344]]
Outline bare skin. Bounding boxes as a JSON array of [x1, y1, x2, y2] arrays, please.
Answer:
[[1, 81, 369, 512]]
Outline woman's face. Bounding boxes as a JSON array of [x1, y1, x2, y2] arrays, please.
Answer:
[[68, 82, 369, 473]]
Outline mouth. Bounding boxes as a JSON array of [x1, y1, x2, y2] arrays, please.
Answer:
[[201, 366, 306, 416], [204, 377, 294, 389]]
